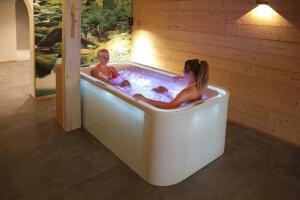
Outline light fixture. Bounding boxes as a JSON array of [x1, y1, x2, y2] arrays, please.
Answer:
[[254, 0, 272, 19], [256, 0, 269, 5], [237, 0, 291, 26]]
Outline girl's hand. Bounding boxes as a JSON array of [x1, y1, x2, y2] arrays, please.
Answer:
[[152, 86, 168, 93], [120, 80, 131, 87], [133, 94, 146, 101]]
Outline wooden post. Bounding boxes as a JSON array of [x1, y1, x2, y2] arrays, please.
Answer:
[[57, 0, 81, 132]]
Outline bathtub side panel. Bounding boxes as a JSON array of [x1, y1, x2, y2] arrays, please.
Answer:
[[184, 95, 229, 177], [81, 79, 145, 176], [144, 95, 229, 186], [143, 112, 188, 186]]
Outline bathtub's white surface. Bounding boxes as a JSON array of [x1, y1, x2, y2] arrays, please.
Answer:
[[81, 61, 229, 186]]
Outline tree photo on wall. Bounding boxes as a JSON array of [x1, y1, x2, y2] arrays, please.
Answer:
[[81, 0, 132, 64], [34, 0, 62, 97], [33, 0, 132, 97]]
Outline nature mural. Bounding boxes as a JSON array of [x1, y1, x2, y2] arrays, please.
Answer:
[[34, 0, 132, 97], [34, 0, 62, 97], [80, 0, 132, 64]]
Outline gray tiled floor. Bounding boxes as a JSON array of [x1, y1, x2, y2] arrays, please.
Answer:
[[0, 61, 300, 200]]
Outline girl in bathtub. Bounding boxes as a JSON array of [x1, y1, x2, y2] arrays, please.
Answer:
[[133, 59, 209, 109], [91, 49, 130, 87]]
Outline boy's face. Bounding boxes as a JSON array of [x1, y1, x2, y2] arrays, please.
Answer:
[[98, 52, 109, 65]]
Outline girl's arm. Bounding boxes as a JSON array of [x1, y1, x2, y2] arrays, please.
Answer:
[[133, 89, 192, 109]]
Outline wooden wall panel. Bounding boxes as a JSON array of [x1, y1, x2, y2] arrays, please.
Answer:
[[132, 0, 300, 147]]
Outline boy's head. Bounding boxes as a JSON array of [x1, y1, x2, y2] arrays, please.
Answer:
[[97, 49, 109, 66]]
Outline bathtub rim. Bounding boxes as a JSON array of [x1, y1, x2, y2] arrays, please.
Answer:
[[84, 61, 180, 78], [80, 61, 229, 113]]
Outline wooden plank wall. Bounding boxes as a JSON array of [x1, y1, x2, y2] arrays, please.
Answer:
[[132, 0, 300, 146]]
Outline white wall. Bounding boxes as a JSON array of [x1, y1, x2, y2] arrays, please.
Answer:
[[0, 0, 17, 62], [0, 0, 35, 97], [16, 0, 29, 50], [21, 0, 35, 97]]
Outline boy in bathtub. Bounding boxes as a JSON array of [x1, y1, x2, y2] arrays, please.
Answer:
[[91, 49, 130, 87]]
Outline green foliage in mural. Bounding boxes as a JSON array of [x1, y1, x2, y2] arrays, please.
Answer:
[[81, 55, 90, 65], [82, 0, 131, 40], [35, 55, 57, 78], [81, 0, 132, 64], [34, 0, 62, 96], [82, 5, 117, 40], [33, 0, 132, 96], [36, 89, 56, 97]]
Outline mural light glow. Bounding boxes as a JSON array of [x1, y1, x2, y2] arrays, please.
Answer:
[[131, 31, 155, 66]]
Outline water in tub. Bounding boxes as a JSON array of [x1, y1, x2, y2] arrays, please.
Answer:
[[112, 68, 189, 103]]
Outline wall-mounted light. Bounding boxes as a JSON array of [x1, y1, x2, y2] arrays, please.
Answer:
[[256, 0, 269, 6], [237, 0, 292, 27], [255, 0, 272, 19]]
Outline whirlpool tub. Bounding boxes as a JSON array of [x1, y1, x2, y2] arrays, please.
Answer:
[[80, 61, 229, 186]]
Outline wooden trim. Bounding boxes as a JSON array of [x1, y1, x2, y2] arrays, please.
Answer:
[[0, 60, 17, 64], [56, 64, 64, 127]]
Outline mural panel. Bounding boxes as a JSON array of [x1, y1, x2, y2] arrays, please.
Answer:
[[34, 0, 132, 97], [34, 0, 62, 97], [80, 0, 132, 64]]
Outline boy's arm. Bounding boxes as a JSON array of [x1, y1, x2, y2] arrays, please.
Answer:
[[110, 67, 120, 76]]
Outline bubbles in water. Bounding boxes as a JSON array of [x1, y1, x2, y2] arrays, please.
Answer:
[[114, 69, 186, 103]]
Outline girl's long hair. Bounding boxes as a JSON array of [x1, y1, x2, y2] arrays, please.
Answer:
[[184, 59, 209, 89]]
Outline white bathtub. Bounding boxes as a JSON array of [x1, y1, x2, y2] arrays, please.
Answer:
[[80, 62, 229, 186]]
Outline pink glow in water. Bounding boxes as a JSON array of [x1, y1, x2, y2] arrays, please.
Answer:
[[112, 68, 189, 103]]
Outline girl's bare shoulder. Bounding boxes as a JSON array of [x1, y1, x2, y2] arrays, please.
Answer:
[[182, 85, 204, 99]]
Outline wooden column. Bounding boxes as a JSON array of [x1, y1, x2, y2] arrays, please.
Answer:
[[57, 0, 81, 132]]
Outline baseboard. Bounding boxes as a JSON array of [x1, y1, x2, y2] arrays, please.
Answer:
[[32, 94, 56, 100], [228, 118, 300, 149], [17, 49, 30, 61], [0, 60, 17, 64]]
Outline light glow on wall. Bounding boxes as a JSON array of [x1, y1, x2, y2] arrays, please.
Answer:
[[131, 30, 155, 66], [237, 4, 292, 27], [254, 4, 273, 19]]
